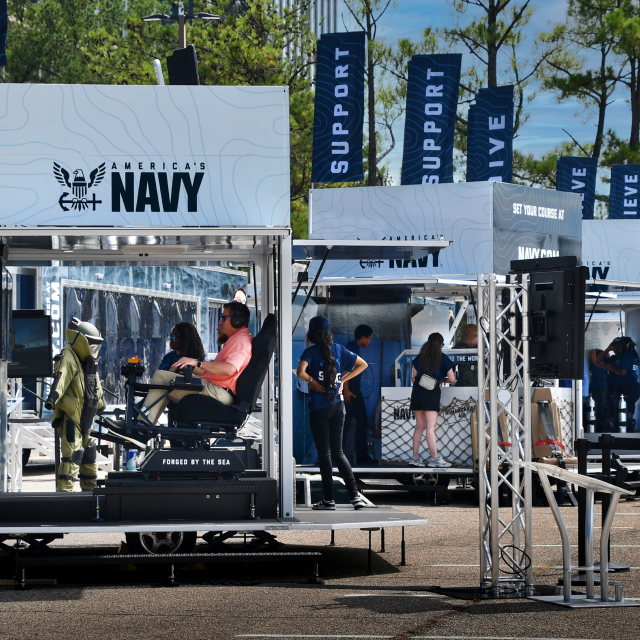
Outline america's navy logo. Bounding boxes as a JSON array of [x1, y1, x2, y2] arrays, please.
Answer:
[[53, 162, 105, 211]]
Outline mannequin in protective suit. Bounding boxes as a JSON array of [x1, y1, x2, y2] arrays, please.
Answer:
[[45, 318, 105, 492]]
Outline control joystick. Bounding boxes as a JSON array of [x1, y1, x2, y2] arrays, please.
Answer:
[[182, 365, 194, 384]]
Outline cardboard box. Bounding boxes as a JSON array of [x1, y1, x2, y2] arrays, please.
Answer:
[[472, 388, 569, 467], [531, 388, 565, 459]]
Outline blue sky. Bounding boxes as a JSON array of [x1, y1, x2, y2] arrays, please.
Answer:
[[339, 0, 632, 195]]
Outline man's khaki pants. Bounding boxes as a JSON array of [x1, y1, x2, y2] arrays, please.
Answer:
[[142, 370, 234, 424]]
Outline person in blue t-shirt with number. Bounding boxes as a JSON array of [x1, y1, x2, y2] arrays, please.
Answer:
[[343, 324, 374, 467], [296, 316, 369, 510], [598, 337, 640, 432], [409, 332, 455, 468]]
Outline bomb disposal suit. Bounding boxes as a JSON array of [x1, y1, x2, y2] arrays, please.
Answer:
[[45, 318, 105, 492]]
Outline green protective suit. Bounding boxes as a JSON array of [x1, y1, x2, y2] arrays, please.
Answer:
[[45, 328, 105, 492]]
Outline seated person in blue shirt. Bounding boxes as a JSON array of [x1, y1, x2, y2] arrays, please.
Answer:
[[596, 337, 640, 432], [159, 322, 206, 371]]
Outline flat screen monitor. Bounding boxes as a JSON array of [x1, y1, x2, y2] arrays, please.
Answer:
[[8, 310, 53, 378]]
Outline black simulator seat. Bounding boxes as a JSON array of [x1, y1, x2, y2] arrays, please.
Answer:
[[171, 313, 276, 440]]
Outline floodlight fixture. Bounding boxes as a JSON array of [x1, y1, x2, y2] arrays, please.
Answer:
[[141, 3, 221, 48]]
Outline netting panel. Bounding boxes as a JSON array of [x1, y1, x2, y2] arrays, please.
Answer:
[[381, 396, 477, 466], [557, 399, 574, 455]]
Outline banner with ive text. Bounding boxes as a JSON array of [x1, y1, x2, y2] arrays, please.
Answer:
[[556, 156, 597, 220], [401, 53, 461, 185], [609, 164, 640, 219], [312, 32, 366, 183], [466, 86, 514, 183]]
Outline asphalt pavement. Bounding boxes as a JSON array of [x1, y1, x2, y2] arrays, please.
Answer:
[[1, 463, 640, 640]]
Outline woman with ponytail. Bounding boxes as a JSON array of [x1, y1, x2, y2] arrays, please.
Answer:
[[296, 315, 369, 510], [409, 332, 455, 468]]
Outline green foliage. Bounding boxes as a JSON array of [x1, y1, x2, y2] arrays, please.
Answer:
[[291, 198, 309, 239], [441, 0, 552, 141], [537, 0, 622, 158], [343, 0, 397, 185], [602, 2, 640, 148], [601, 130, 640, 168], [512, 140, 593, 189], [6, 0, 137, 83], [5, 0, 316, 238]]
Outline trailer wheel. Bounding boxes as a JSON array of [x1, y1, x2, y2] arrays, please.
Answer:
[[125, 531, 197, 555]]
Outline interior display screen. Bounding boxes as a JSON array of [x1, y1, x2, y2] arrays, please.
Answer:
[[8, 314, 52, 378]]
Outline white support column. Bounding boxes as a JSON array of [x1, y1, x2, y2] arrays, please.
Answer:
[[8, 378, 23, 492], [0, 360, 7, 493], [313, 0, 318, 38], [488, 274, 500, 593], [278, 233, 294, 518], [521, 273, 533, 590], [575, 379, 583, 442], [477, 274, 488, 585], [478, 273, 533, 594]]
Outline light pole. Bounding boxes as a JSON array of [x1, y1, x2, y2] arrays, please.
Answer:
[[142, 2, 220, 49]]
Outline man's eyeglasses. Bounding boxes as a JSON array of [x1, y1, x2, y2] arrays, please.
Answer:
[[218, 315, 231, 324], [168, 333, 176, 341]]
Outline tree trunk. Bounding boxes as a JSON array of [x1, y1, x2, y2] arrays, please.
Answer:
[[487, 0, 498, 87], [592, 47, 609, 159], [366, 12, 377, 186], [631, 56, 640, 150]]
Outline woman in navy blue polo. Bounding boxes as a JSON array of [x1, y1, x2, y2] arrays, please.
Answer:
[[296, 316, 368, 510]]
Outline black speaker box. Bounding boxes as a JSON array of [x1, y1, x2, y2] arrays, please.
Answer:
[[510, 256, 586, 379], [166, 44, 200, 85]]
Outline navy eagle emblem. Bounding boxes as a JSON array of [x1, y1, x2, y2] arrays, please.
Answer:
[[53, 162, 105, 211]]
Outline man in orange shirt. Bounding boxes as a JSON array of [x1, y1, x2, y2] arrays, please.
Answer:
[[140, 301, 252, 425]]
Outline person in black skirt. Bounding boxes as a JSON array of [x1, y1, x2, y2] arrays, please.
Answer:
[[408, 332, 455, 468], [296, 315, 369, 510]]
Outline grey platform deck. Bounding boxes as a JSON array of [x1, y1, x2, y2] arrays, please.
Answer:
[[297, 465, 474, 476], [0, 506, 426, 535]]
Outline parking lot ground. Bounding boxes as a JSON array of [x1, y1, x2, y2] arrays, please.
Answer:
[[1, 466, 640, 639]]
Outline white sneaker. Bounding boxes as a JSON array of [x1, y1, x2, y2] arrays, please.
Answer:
[[407, 457, 422, 467], [428, 456, 452, 468]]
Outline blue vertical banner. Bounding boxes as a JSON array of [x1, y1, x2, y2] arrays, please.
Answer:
[[401, 54, 462, 185], [556, 157, 598, 220], [312, 32, 366, 183], [466, 103, 477, 182], [466, 85, 514, 183], [0, 0, 7, 67], [610, 164, 640, 219]]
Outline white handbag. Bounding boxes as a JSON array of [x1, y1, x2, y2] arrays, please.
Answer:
[[418, 374, 438, 391]]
